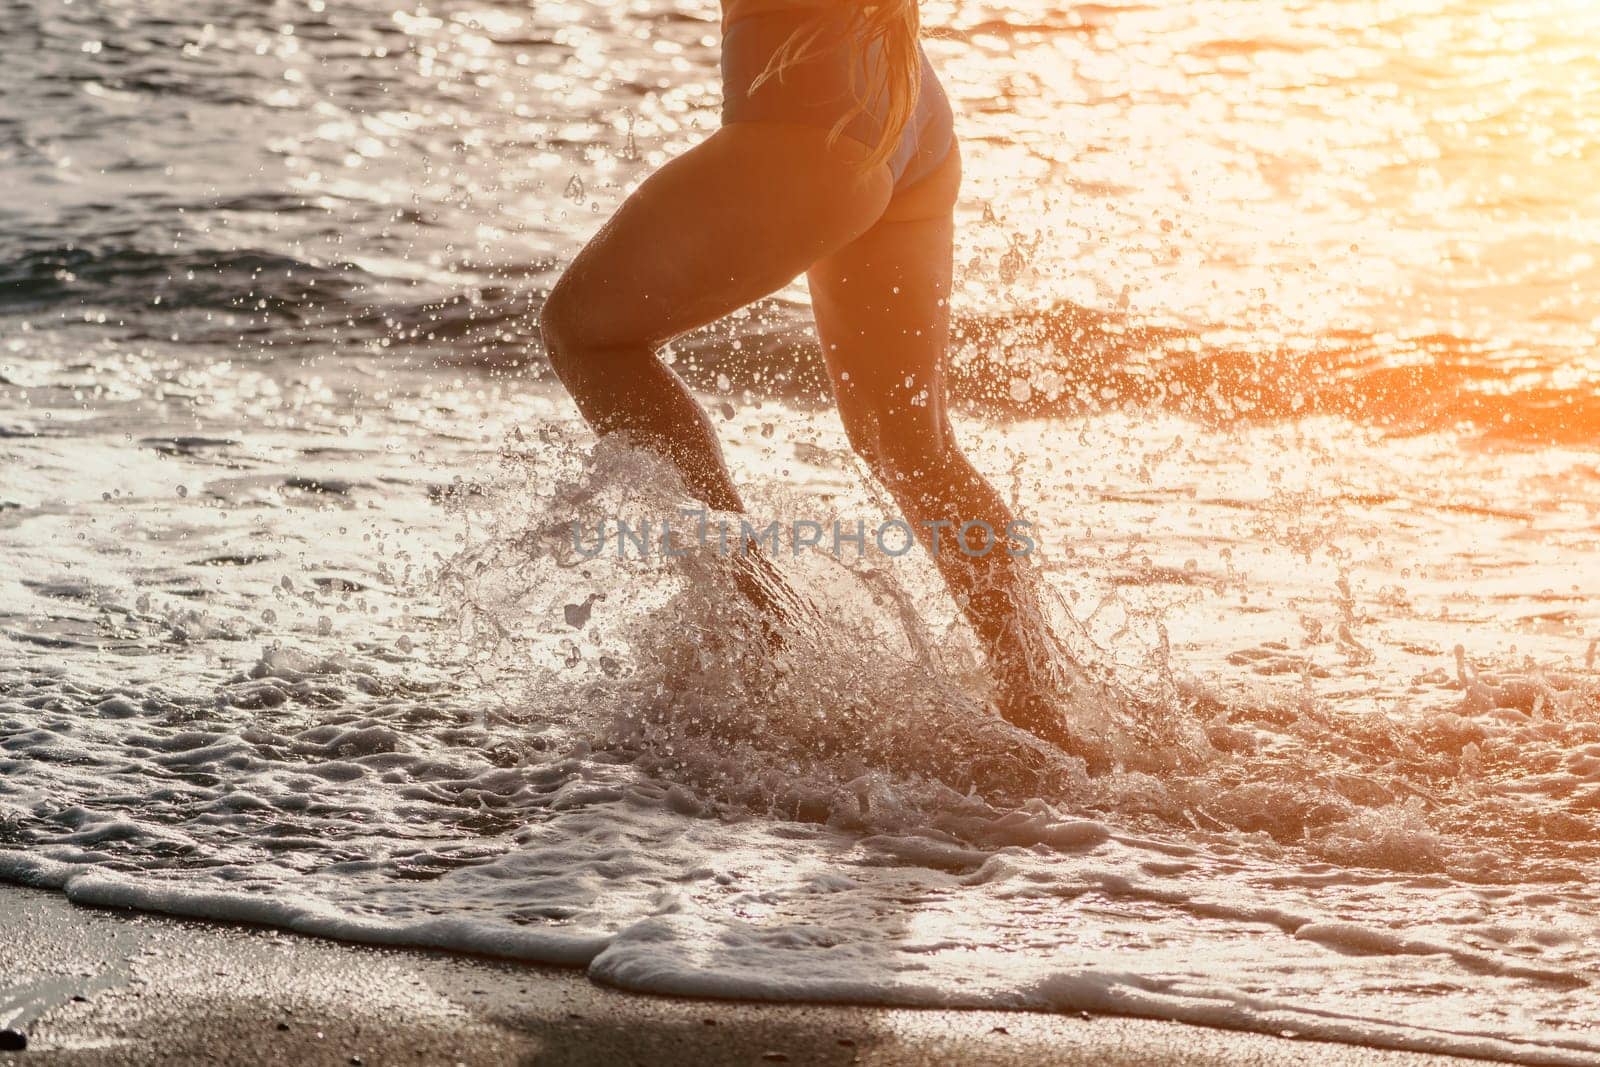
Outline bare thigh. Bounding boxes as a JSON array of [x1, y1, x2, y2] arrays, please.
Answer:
[[544, 122, 895, 354], [805, 144, 963, 457]]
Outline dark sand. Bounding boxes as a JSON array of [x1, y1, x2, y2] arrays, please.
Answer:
[[0, 884, 1494, 1066]]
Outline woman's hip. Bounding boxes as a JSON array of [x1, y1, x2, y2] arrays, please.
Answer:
[[719, 11, 955, 191]]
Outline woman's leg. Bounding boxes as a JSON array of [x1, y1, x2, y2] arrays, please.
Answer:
[[540, 123, 894, 515], [806, 146, 1072, 747]]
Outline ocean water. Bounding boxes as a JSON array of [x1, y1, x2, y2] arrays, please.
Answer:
[[3, 0, 1600, 1061]]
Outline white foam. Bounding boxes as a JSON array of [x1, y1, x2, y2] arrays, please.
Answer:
[[5, 401, 1600, 1067]]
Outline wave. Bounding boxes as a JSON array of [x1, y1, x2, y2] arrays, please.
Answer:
[[648, 301, 1600, 446], [943, 307, 1600, 445], [3, 239, 1592, 444], [0, 245, 372, 318]]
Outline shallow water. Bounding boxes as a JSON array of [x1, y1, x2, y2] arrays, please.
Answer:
[[3, 0, 1599, 1061]]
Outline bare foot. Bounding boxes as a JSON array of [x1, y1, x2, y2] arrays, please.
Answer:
[[729, 542, 815, 653], [993, 676, 1118, 775], [957, 715, 1073, 803], [994, 683, 1076, 751]]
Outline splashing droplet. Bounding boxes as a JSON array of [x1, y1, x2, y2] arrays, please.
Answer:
[[998, 249, 1024, 285], [563, 592, 604, 629], [621, 108, 639, 161]]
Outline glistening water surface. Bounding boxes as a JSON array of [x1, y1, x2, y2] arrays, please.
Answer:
[[3, 0, 1599, 1061]]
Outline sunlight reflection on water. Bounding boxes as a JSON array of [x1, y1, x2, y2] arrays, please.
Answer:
[[2, 0, 1600, 1061]]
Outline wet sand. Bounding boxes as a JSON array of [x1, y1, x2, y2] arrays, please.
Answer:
[[0, 885, 1496, 1067]]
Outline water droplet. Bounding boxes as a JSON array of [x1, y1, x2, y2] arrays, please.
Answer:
[[620, 108, 639, 161], [998, 249, 1024, 285]]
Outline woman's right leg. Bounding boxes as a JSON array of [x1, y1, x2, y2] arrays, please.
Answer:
[[540, 122, 894, 515]]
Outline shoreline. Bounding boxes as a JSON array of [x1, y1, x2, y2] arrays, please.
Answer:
[[0, 883, 1496, 1067]]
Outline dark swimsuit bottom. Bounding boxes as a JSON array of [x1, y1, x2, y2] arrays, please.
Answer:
[[720, 10, 955, 194]]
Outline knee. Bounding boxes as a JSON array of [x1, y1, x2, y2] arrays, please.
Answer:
[[837, 406, 885, 471], [540, 274, 654, 393], [840, 405, 947, 492], [538, 278, 586, 386]]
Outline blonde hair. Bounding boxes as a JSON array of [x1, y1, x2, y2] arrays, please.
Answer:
[[749, 1, 923, 172]]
